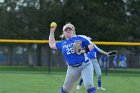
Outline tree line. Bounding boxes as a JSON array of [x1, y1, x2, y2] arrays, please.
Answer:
[[0, 0, 139, 42]]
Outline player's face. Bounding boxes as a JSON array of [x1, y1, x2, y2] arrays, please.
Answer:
[[63, 27, 74, 39]]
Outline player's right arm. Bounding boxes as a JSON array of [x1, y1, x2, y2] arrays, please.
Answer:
[[49, 27, 57, 49]]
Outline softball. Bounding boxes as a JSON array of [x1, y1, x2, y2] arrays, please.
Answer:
[[50, 22, 57, 28]]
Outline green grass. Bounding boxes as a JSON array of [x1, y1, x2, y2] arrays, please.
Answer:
[[0, 66, 139, 93]]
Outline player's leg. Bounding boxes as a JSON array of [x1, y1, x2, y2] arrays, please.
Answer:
[[124, 61, 127, 69], [113, 61, 117, 68], [60, 66, 80, 93], [103, 61, 106, 69], [118, 61, 120, 68], [79, 78, 83, 86], [92, 59, 106, 90], [92, 59, 102, 87], [87, 87, 96, 93], [60, 87, 67, 93], [120, 61, 123, 68], [81, 61, 96, 93], [99, 60, 103, 68], [76, 78, 83, 89]]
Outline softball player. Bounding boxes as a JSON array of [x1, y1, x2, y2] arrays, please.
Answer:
[[103, 55, 109, 69], [118, 54, 127, 68], [113, 55, 117, 68], [49, 22, 96, 93], [99, 55, 103, 68], [76, 44, 108, 90]]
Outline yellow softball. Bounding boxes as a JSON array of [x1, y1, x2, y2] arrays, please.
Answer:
[[50, 22, 57, 28]]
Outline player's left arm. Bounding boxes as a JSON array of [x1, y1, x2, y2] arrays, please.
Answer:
[[99, 49, 108, 55], [88, 43, 94, 51], [93, 44, 118, 56], [94, 44, 108, 55]]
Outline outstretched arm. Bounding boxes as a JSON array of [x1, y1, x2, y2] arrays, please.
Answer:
[[99, 49, 108, 55], [99, 49, 118, 56], [93, 44, 108, 55]]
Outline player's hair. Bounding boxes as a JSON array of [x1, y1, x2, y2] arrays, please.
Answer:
[[63, 22, 75, 31], [60, 34, 65, 39], [60, 22, 76, 39], [60, 31, 76, 39]]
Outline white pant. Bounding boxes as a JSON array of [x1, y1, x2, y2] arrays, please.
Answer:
[[63, 61, 94, 92], [91, 59, 101, 76]]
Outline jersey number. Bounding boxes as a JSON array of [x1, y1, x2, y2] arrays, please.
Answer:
[[66, 48, 75, 55]]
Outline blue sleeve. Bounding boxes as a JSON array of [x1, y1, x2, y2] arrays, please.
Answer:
[[93, 44, 101, 52], [78, 35, 92, 47], [55, 41, 63, 50], [87, 49, 96, 59]]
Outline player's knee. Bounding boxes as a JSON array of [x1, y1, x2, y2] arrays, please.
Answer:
[[60, 87, 69, 93]]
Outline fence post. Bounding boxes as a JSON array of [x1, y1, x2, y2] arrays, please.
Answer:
[[48, 46, 51, 74]]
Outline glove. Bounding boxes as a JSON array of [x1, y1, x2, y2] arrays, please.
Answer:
[[73, 40, 83, 55], [108, 50, 118, 56]]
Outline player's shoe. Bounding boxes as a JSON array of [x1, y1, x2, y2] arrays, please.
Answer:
[[97, 87, 106, 90], [76, 85, 82, 90]]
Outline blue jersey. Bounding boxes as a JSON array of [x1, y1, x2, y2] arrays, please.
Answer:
[[87, 44, 101, 59], [103, 55, 109, 62], [119, 55, 126, 61], [56, 35, 92, 66], [113, 55, 117, 62]]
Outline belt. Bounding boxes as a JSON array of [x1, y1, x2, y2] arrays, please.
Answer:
[[71, 60, 89, 67], [72, 63, 82, 67]]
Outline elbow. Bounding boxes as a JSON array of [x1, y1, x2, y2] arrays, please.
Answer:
[[49, 44, 53, 48], [88, 44, 94, 51], [49, 43, 56, 49], [49, 45, 54, 49]]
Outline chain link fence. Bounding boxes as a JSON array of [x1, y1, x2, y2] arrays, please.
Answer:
[[0, 44, 139, 69]]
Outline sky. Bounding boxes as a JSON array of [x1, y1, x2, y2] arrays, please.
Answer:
[[0, 0, 4, 3]]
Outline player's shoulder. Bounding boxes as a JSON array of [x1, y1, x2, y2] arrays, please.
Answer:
[[93, 44, 97, 47], [57, 40, 66, 44]]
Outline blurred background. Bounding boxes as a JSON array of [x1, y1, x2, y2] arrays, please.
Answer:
[[0, 0, 139, 70]]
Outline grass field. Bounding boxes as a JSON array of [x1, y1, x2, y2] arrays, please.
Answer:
[[0, 66, 139, 93]]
